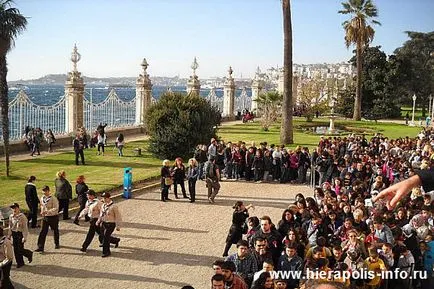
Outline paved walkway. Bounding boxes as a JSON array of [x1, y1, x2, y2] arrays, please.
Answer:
[[11, 180, 312, 289]]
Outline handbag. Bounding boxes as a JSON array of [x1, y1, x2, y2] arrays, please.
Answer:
[[164, 177, 173, 186]]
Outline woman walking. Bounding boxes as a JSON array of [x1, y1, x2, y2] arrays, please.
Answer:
[[187, 158, 198, 203], [54, 170, 72, 220], [160, 160, 172, 202], [73, 175, 88, 225], [8, 203, 33, 268], [35, 185, 60, 252], [45, 129, 56, 152], [25, 176, 39, 228], [96, 193, 121, 258], [97, 132, 106, 155], [172, 157, 187, 199], [0, 227, 14, 288], [115, 133, 125, 156], [223, 201, 254, 257]]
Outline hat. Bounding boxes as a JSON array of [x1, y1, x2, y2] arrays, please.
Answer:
[[10, 203, 19, 209], [232, 201, 243, 209], [101, 192, 111, 198], [86, 189, 96, 196], [42, 185, 50, 192]]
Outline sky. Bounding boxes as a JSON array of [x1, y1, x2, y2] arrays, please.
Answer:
[[6, 0, 434, 81]]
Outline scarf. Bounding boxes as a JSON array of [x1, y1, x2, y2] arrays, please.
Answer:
[[42, 195, 52, 206], [10, 213, 24, 229], [101, 201, 113, 218], [86, 199, 98, 217]]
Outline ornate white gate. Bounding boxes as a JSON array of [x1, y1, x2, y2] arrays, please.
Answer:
[[6, 90, 66, 141], [83, 89, 136, 132]]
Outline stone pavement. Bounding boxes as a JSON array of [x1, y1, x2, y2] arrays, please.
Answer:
[[11, 180, 313, 289]]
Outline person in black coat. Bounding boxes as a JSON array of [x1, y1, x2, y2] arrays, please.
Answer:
[[187, 158, 199, 203], [172, 157, 187, 199], [222, 201, 254, 257], [160, 160, 172, 202], [73, 175, 89, 225], [25, 176, 39, 228], [73, 134, 85, 165]]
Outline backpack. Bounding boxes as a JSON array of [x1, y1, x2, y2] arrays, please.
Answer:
[[206, 162, 216, 179]]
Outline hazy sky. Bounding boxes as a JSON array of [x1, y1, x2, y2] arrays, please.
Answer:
[[6, 0, 434, 81]]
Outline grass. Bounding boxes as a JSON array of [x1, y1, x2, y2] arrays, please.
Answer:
[[0, 118, 421, 207], [400, 106, 425, 119], [218, 117, 421, 149], [0, 140, 162, 208]]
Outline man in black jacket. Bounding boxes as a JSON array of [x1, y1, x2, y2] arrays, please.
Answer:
[[249, 216, 282, 265], [25, 176, 39, 228]]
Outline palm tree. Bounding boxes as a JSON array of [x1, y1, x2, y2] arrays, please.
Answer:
[[255, 91, 282, 131], [280, 0, 293, 144], [339, 0, 380, 121], [0, 0, 27, 176]]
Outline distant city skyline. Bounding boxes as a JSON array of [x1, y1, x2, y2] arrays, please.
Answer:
[[7, 0, 434, 81]]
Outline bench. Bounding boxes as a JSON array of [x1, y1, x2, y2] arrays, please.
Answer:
[[0, 207, 12, 227], [133, 148, 142, 156]]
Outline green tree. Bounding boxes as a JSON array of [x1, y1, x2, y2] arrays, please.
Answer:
[[280, 0, 293, 144], [0, 0, 27, 177], [145, 92, 221, 160], [344, 46, 401, 120], [254, 91, 282, 131], [394, 31, 434, 115], [336, 84, 355, 118], [339, 0, 380, 121], [297, 76, 329, 121]]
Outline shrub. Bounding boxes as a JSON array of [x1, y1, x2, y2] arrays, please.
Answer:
[[146, 92, 221, 160]]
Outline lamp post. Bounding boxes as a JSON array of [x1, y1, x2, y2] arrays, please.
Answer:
[[411, 94, 417, 126], [431, 94, 434, 120], [429, 95, 433, 118]]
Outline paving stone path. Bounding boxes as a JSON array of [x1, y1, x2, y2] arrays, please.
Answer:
[[11, 180, 312, 289]]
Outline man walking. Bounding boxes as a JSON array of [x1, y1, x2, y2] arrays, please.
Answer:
[[35, 185, 60, 252], [8, 203, 33, 268], [205, 156, 220, 203], [25, 176, 39, 228]]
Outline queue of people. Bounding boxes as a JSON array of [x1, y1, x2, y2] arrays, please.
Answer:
[[206, 128, 434, 289]]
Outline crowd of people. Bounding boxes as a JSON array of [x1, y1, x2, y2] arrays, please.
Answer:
[[0, 171, 122, 288], [4, 126, 434, 289], [200, 128, 434, 289]]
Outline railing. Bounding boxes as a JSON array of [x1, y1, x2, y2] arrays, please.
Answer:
[[206, 88, 224, 112], [83, 89, 136, 132], [3, 86, 252, 142], [234, 87, 252, 113], [4, 90, 66, 141]]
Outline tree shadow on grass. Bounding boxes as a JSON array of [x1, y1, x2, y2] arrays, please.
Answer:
[[21, 264, 187, 287]]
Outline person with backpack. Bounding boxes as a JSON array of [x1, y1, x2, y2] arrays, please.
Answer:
[[205, 156, 220, 203]]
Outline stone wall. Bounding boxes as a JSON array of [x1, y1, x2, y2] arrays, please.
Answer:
[[0, 126, 146, 156]]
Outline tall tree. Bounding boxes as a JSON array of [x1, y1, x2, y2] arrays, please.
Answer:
[[0, 0, 27, 176], [394, 31, 434, 115], [280, 0, 293, 144], [339, 0, 380, 120]]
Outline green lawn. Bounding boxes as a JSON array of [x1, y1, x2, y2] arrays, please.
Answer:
[[218, 118, 421, 149], [0, 140, 162, 208], [0, 118, 420, 207], [400, 106, 424, 119]]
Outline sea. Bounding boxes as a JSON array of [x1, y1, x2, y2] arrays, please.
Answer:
[[7, 84, 252, 105]]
